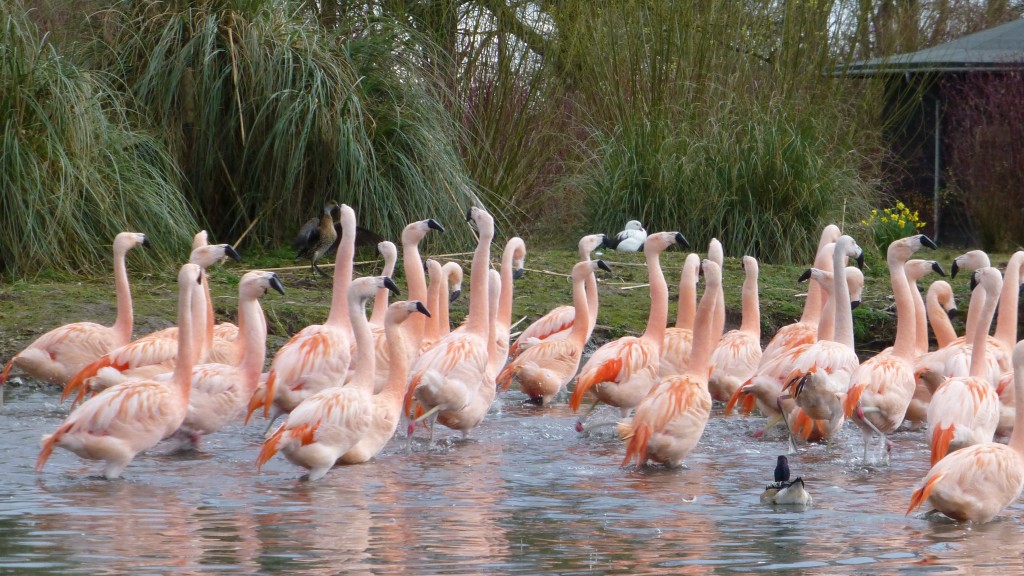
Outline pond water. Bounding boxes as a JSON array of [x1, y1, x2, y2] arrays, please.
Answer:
[[0, 382, 1020, 575]]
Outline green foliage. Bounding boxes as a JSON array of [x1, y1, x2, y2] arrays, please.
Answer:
[[90, 0, 480, 249], [552, 1, 882, 263], [0, 2, 197, 277]]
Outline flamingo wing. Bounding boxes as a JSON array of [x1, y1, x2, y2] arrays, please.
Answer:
[[511, 306, 574, 357]]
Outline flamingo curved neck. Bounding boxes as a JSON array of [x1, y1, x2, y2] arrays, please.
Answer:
[[568, 271, 591, 346], [111, 245, 134, 344], [888, 252, 916, 360], [499, 239, 525, 330], [464, 225, 493, 337], [831, 239, 855, 350], [1008, 349, 1024, 454], [642, 250, 669, 346], [327, 209, 357, 329], [969, 277, 1002, 380], [740, 265, 760, 336], [676, 258, 698, 329], [909, 278, 928, 355], [686, 278, 719, 378], [237, 293, 267, 385], [381, 315, 410, 402], [802, 243, 834, 324], [994, 252, 1024, 349], [172, 272, 197, 405], [349, 294, 375, 390], [370, 251, 397, 326], [926, 288, 957, 348]]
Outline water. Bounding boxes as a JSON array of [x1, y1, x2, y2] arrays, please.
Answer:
[[1, 382, 1021, 575]]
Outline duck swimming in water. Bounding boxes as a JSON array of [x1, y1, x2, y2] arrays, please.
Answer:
[[761, 455, 813, 505]]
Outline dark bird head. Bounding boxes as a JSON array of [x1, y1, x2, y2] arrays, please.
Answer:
[[269, 273, 285, 295], [224, 245, 242, 263], [774, 455, 791, 483], [855, 249, 865, 270], [414, 301, 431, 317], [850, 299, 862, 310], [798, 268, 813, 283], [141, 235, 152, 249]]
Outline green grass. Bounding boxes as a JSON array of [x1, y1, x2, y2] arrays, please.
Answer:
[[0, 243, 996, 376]]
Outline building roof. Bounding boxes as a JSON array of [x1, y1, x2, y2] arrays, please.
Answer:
[[843, 18, 1024, 76]]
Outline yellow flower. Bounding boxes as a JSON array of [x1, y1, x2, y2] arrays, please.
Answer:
[[881, 217, 888, 223], [917, 222, 926, 229], [898, 219, 906, 227], [861, 220, 868, 226], [896, 201, 905, 210], [871, 209, 878, 216]]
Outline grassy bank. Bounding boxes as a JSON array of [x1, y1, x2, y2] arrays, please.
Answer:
[[0, 245, 1000, 379]]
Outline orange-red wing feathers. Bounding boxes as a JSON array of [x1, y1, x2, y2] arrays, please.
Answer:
[[570, 357, 623, 412], [931, 425, 955, 466], [907, 472, 945, 515]]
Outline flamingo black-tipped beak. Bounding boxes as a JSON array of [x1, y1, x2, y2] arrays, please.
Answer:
[[798, 268, 812, 283], [698, 261, 705, 277], [415, 301, 431, 317], [951, 260, 961, 279], [384, 277, 400, 295], [196, 270, 204, 284], [269, 274, 286, 295], [225, 245, 242, 262], [947, 307, 958, 320], [141, 236, 152, 249], [427, 219, 445, 232], [855, 250, 865, 270], [597, 260, 612, 273], [675, 233, 689, 249], [931, 261, 946, 276], [449, 289, 461, 303], [920, 235, 938, 250], [465, 208, 474, 222], [598, 234, 609, 249], [851, 300, 862, 310], [970, 271, 979, 291], [513, 268, 526, 280]]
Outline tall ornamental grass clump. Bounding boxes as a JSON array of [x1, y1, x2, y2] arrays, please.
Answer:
[[0, 3, 197, 277], [91, 0, 480, 248], [558, 0, 881, 263]]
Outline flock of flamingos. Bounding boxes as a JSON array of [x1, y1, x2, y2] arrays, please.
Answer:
[[4, 203, 1024, 525]]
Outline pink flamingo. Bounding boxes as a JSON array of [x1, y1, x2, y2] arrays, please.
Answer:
[[510, 234, 605, 357], [907, 338, 1024, 523], [927, 267, 1002, 465], [247, 204, 358, 424], [2, 232, 150, 395], [779, 235, 863, 448], [496, 260, 612, 405], [257, 276, 399, 480], [340, 300, 430, 464], [62, 241, 241, 404], [707, 255, 762, 403], [905, 280, 958, 429], [491, 237, 526, 376], [619, 259, 720, 467], [405, 207, 495, 438], [659, 253, 701, 377], [399, 218, 445, 353], [569, 231, 689, 426], [173, 271, 285, 448], [844, 234, 937, 464], [369, 241, 399, 328], [36, 263, 201, 479]]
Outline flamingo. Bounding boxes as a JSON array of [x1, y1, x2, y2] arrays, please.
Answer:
[[907, 339, 1024, 523], [172, 271, 285, 448], [659, 253, 701, 377], [1, 232, 150, 395], [418, 259, 446, 354], [257, 276, 399, 480], [62, 241, 242, 404], [707, 255, 762, 403], [844, 234, 937, 464], [927, 267, 1002, 465], [405, 207, 495, 439], [247, 204, 358, 424], [340, 300, 430, 464], [510, 234, 605, 358], [907, 260, 947, 357], [497, 260, 612, 405], [399, 218, 445, 353], [607, 220, 646, 252], [570, 231, 689, 427], [905, 280, 959, 429], [491, 237, 526, 376], [779, 235, 863, 448], [725, 264, 862, 434], [708, 239, 726, 347], [36, 263, 201, 479], [618, 259, 719, 467]]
